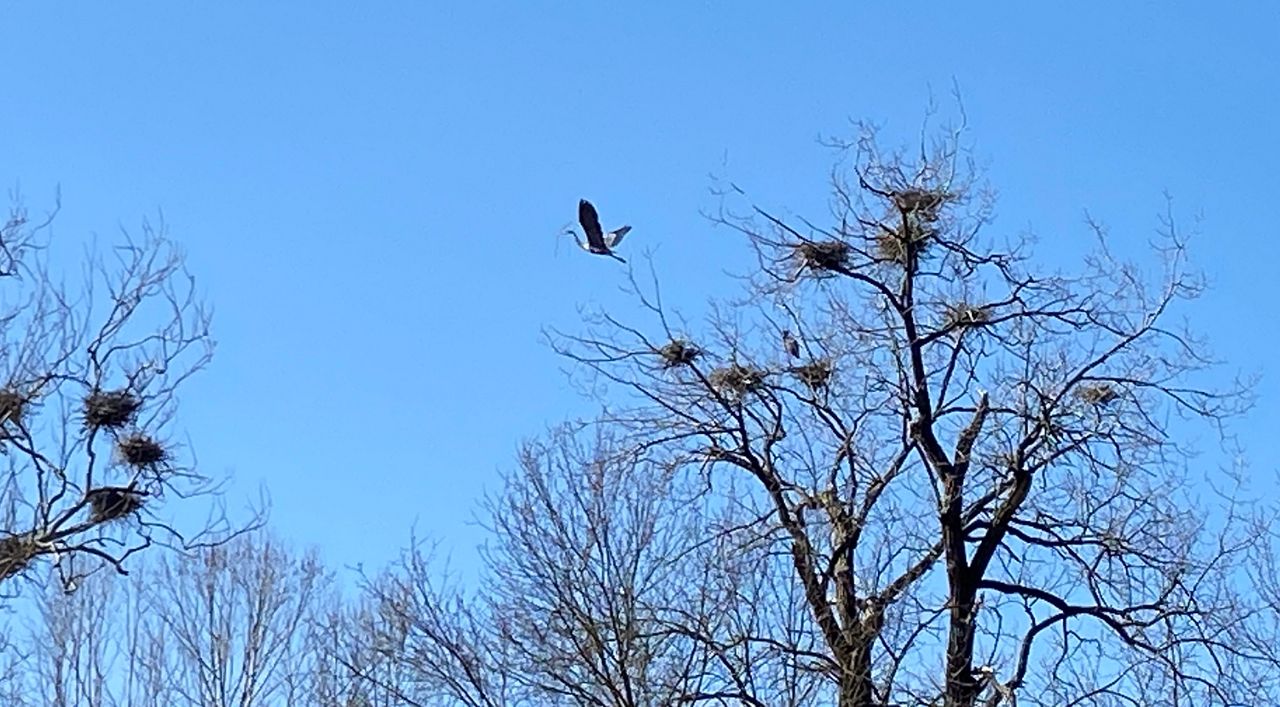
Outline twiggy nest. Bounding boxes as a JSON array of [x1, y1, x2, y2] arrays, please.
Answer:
[[657, 339, 702, 369], [88, 488, 145, 523], [82, 389, 141, 430], [891, 188, 950, 221], [0, 388, 29, 437], [793, 240, 851, 276], [790, 359, 834, 390], [941, 303, 991, 330], [0, 533, 38, 580], [876, 224, 934, 265], [709, 364, 765, 396], [117, 433, 168, 467], [0, 388, 28, 423], [1077, 384, 1119, 407]]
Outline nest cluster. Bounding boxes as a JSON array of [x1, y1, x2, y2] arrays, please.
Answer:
[[941, 303, 991, 330], [0, 533, 38, 580], [657, 339, 702, 369], [793, 240, 851, 276], [1077, 383, 1119, 407], [117, 433, 168, 467], [82, 389, 141, 430], [88, 488, 146, 523], [877, 188, 951, 266], [709, 364, 765, 396], [790, 359, 834, 390]]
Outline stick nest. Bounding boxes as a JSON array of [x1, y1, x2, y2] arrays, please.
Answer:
[[790, 359, 834, 390], [0, 533, 38, 580], [0, 388, 29, 435], [709, 364, 765, 396], [83, 389, 141, 430], [88, 488, 146, 523], [1077, 384, 1119, 407], [891, 188, 951, 222], [941, 303, 991, 330], [117, 433, 168, 467], [876, 224, 934, 265], [657, 339, 702, 369], [793, 240, 851, 276]]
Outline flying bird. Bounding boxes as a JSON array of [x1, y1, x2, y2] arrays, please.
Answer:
[[565, 199, 631, 263], [782, 330, 800, 359]]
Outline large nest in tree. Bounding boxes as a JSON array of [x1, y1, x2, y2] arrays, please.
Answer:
[[876, 224, 934, 265], [0, 388, 29, 437], [0, 533, 38, 580], [82, 389, 141, 430], [941, 303, 991, 330], [790, 359, 834, 390], [117, 433, 167, 467], [657, 339, 702, 369], [793, 240, 851, 276], [709, 364, 765, 396], [88, 488, 145, 523], [1076, 383, 1120, 407], [891, 188, 950, 221]]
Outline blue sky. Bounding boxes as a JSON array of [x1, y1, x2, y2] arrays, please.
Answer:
[[1, 3, 1276, 577]]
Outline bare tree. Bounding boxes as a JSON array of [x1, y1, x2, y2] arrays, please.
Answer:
[[0, 188, 232, 592], [311, 583, 441, 707], [303, 110, 1276, 706], [19, 565, 159, 707], [338, 424, 832, 706], [518, 111, 1270, 705], [139, 531, 333, 706], [15, 529, 336, 706]]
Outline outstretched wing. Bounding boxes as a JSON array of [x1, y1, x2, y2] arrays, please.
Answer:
[[605, 225, 632, 247], [578, 199, 607, 249]]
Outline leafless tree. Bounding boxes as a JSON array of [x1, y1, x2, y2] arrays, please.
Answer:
[[532, 110, 1270, 706], [0, 188, 234, 593], [18, 565, 156, 707], [310, 588, 436, 707], [338, 424, 832, 706], [14, 529, 336, 706], [141, 531, 334, 706]]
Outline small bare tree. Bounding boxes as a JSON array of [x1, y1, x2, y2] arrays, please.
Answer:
[[20, 565, 156, 707], [0, 189, 228, 592], [16, 529, 335, 706], [340, 424, 827, 706], [140, 532, 333, 706]]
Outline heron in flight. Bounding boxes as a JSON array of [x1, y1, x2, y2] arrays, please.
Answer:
[[565, 199, 631, 263]]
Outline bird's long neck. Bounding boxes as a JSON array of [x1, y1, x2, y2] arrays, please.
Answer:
[[566, 229, 587, 249]]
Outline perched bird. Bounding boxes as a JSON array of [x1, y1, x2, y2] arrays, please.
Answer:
[[781, 330, 801, 359], [565, 199, 632, 263]]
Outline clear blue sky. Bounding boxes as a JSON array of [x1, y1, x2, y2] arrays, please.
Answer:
[[1, 3, 1276, 576]]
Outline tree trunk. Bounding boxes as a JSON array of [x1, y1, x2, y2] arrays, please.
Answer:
[[837, 640, 875, 707], [943, 591, 980, 707]]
